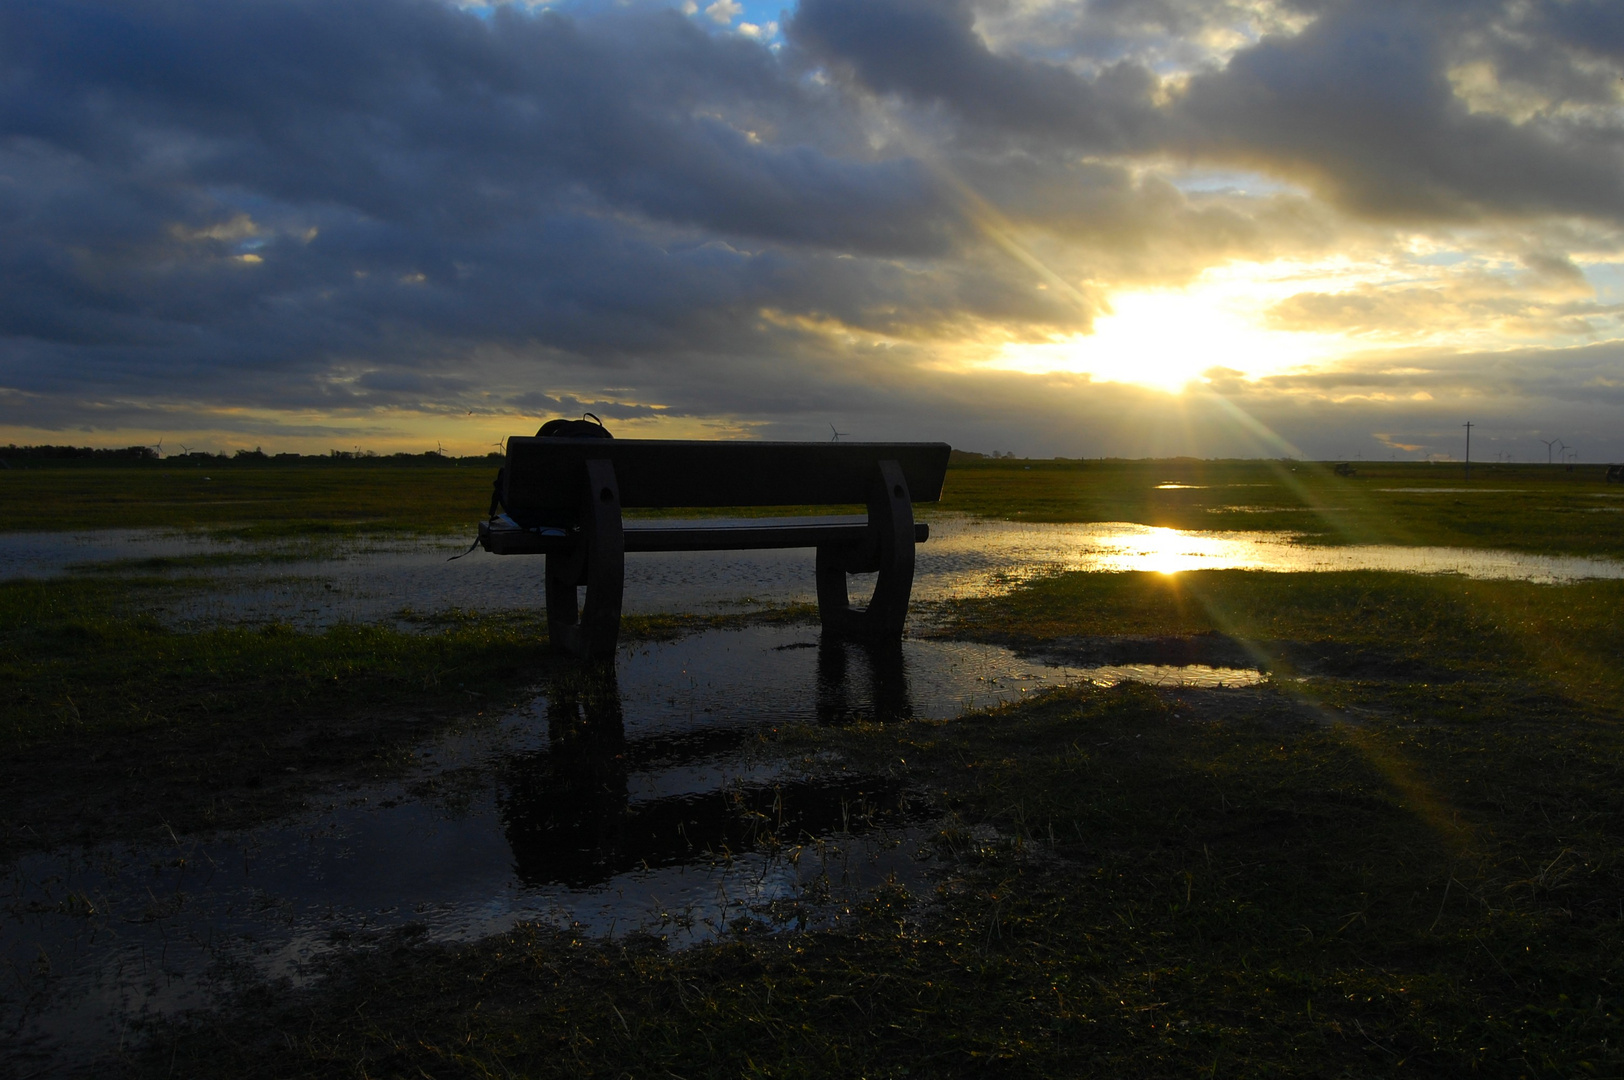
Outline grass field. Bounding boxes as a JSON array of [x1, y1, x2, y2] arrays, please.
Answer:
[[938, 569, 1624, 712], [0, 574, 810, 857], [0, 460, 497, 535], [943, 458, 1624, 556], [3, 457, 1621, 553], [2, 459, 1621, 1077]]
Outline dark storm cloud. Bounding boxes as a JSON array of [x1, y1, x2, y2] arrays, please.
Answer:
[[1, 0, 948, 247], [790, 0, 1624, 222], [1531, 0, 1624, 59], [1173, 3, 1624, 220], [787, 0, 1161, 145], [0, 0, 1001, 417]]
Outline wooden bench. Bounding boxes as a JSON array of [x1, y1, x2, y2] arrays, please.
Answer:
[[478, 439, 952, 662]]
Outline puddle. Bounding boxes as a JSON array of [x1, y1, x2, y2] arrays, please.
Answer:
[[0, 528, 247, 579], [1208, 504, 1323, 514], [0, 624, 1262, 1072], [2, 517, 1620, 630], [916, 519, 1623, 595], [1154, 483, 1275, 490]]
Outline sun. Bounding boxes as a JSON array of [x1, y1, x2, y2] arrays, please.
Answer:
[[987, 266, 1351, 393]]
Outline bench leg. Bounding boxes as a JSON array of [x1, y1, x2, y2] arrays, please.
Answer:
[[815, 459, 916, 643], [815, 544, 856, 637], [865, 459, 916, 639], [545, 459, 624, 663], [576, 459, 624, 663]]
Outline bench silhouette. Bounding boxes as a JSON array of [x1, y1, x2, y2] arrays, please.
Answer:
[[478, 439, 952, 661]]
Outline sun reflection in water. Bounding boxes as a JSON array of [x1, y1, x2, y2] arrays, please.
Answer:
[[913, 518, 1624, 605], [1093, 526, 1263, 575]]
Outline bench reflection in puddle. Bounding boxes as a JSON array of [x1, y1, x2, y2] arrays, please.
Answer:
[[499, 652, 922, 889]]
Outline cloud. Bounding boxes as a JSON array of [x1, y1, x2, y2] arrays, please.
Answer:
[[1171, 4, 1624, 221], [1264, 268, 1620, 340], [2, 0, 1623, 460], [0, 0, 989, 402], [789, 0, 1624, 223], [787, 0, 1163, 147], [705, 0, 742, 26]]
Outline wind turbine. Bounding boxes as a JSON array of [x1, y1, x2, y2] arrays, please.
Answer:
[[151, 439, 163, 459], [829, 423, 849, 442]]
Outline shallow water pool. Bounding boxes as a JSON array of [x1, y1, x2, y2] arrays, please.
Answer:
[[2, 517, 1618, 631], [1, 623, 1262, 1072]]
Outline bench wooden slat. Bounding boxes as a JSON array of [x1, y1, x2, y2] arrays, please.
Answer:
[[480, 517, 930, 556], [503, 439, 950, 525], [629, 518, 930, 553]]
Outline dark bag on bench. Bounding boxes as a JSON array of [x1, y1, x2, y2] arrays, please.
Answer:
[[535, 414, 613, 441], [488, 414, 612, 526]]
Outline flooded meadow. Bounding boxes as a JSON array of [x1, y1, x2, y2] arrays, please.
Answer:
[[3, 486, 1623, 1074], [3, 614, 1266, 1072], [3, 514, 1620, 631]]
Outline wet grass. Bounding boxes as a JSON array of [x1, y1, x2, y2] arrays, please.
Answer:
[[5, 458, 1622, 556], [0, 577, 540, 747], [0, 464, 489, 534], [66, 545, 345, 574], [116, 567, 1624, 1078], [0, 575, 549, 855], [130, 678, 1624, 1077], [941, 459, 1624, 556], [936, 570, 1624, 710], [0, 574, 810, 857]]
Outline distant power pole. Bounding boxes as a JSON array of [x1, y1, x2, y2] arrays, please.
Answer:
[[1463, 421, 1473, 480]]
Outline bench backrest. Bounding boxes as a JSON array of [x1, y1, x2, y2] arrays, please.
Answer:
[[503, 439, 951, 519]]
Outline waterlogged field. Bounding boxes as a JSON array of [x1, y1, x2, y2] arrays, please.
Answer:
[[2, 458, 1622, 1077], [943, 457, 1624, 555], [3, 456, 1621, 552]]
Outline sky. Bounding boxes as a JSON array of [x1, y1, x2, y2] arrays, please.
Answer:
[[2, 0, 1622, 461]]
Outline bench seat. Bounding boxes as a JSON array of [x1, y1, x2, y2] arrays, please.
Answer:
[[480, 515, 930, 556], [478, 438, 951, 662]]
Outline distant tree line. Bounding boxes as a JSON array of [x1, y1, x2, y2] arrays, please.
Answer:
[[1, 444, 158, 460], [0, 444, 502, 467]]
